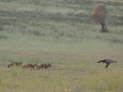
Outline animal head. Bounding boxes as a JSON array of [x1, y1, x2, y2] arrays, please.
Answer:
[[97, 60, 105, 63]]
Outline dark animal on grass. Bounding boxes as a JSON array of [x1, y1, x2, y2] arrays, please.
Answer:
[[42, 63, 51, 69], [35, 63, 52, 70], [22, 64, 36, 70], [97, 59, 117, 68], [8, 62, 22, 68]]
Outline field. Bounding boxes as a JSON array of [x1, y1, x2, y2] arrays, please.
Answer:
[[0, 0, 123, 92]]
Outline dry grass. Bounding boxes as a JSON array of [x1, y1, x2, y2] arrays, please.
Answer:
[[0, 0, 123, 92]]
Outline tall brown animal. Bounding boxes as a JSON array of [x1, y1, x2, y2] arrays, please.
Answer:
[[92, 3, 108, 32]]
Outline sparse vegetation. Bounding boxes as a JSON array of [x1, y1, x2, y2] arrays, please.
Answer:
[[0, 0, 123, 92]]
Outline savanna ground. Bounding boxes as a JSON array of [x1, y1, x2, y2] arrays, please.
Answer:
[[0, 0, 123, 92]]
